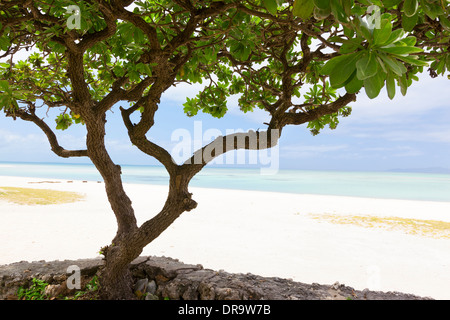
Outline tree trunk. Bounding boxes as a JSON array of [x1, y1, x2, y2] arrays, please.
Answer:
[[82, 113, 200, 299], [85, 116, 138, 239], [83, 116, 139, 299], [97, 244, 141, 300]]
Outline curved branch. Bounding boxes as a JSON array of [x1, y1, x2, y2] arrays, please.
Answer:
[[120, 105, 178, 174], [6, 108, 88, 158], [78, 5, 117, 52], [180, 125, 281, 179], [281, 93, 357, 126]]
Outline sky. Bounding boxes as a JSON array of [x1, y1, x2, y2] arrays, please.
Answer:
[[1, 52, 449, 173]]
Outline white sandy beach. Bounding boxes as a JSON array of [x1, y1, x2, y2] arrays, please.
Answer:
[[1, 175, 450, 299]]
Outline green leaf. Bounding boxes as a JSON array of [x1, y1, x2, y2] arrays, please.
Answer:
[[136, 63, 152, 76], [379, 46, 423, 55], [395, 55, 429, 67], [330, 0, 348, 23], [379, 54, 407, 76], [398, 73, 408, 96], [183, 97, 199, 117], [128, 70, 140, 82], [321, 52, 362, 88], [314, 0, 331, 10], [313, 6, 331, 19], [356, 52, 379, 80], [0, 36, 10, 51], [343, 26, 355, 38], [383, 29, 405, 46], [385, 71, 396, 100], [399, 36, 417, 47], [341, 0, 353, 16], [345, 71, 364, 94], [363, 71, 385, 99], [356, 21, 373, 43], [339, 38, 363, 54], [55, 114, 73, 131], [434, 58, 446, 75], [293, 0, 315, 20], [113, 65, 125, 77], [402, 12, 418, 32], [439, 15, 450, 32], [403, 0, 418, 17], [373, 19, 392, 46], [263, 0, 278, 15], [382, 0, 402, 8], [133, 27, 145, 44], [0, 80, 11, 92], [422, 1, 445, 20]]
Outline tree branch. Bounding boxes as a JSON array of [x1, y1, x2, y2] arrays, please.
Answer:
[[180, 125, 281, 179], [78, 5, 117, 52], [6, 108, 88, 158], [281, 93, 357, 126]]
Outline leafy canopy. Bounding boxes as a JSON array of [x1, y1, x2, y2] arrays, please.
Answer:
[[0, 0, 449, 136]]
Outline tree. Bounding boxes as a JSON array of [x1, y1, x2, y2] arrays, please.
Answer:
[[0, 0, 448, 299]]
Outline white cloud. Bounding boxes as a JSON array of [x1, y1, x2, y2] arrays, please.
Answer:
[[162, 82, 207, 104], [348, 72, 450, 124], [0, 129, 47, 146]]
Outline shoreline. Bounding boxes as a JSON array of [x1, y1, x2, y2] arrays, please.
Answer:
[[1, 175, 450, 299]]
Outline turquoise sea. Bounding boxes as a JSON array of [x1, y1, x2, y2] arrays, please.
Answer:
[[1, 161, 450, 202]]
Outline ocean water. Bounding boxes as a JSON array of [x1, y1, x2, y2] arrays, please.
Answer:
[[1, 161, 450, 202]]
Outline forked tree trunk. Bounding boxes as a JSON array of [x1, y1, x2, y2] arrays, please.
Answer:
[[96, 180, 196, 299], [86, 118, 197, 299], [83, 116, 141, 299]]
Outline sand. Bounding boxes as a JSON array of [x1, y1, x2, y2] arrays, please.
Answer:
[[1, 175, 450, 299]]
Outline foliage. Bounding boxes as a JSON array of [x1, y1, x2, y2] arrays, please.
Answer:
[[16, 276, 99, 300], [69, 275, 99, 300], [1, 0, 448, 135], [17, 278, 49, 300]]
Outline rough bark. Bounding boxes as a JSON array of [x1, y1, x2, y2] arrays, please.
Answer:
[[96, 173, 197, 299]]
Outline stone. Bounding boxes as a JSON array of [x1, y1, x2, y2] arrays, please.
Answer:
[[198, 282, 215, 300], [0, 256, 434, 300], [44, 281, 73, 298], [145, 293, 159, 300], [146, 280, 157, 295], [331, 281, 341, 290], [41, 274, 53, 284], [215, 287, 241, 300], [134, 278, 148, 294]]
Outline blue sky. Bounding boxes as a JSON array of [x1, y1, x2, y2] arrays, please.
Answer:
[[1, 54, 449, 172]]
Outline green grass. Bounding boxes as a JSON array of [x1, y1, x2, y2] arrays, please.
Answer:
[[308, 213, 450, 239], [0, 187, 84, 205]]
